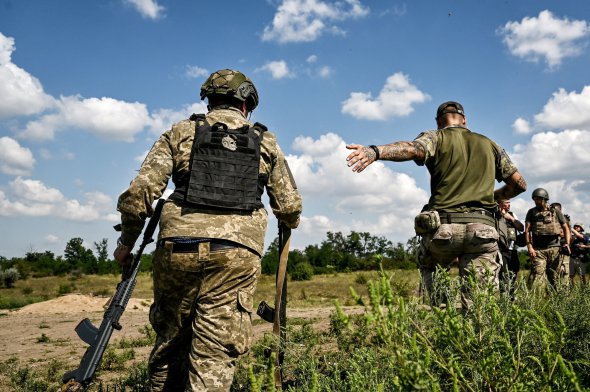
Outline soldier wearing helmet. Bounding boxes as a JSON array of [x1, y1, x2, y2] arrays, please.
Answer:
[[525, 188, 571, 289], [114, 69, 302, 391], [345, 101, 527, 308], [569, 222, 590, 286]]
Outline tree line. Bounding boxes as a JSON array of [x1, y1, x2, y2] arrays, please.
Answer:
[[0, 231, 419, 285]]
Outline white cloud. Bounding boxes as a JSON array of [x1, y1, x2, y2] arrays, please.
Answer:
[[0, 177, 114, 222], [0, 137, 35, 175], [124, 0, 165, 20], [512, 129, 590, 181], [148, 102, 208, 135], [257, 60, 294, 79], [307, 54, 318, 63], [533, 86, 590, 131], [44, 234, 60, 244], [185, 65, 208, 79], [341, 72, 430, 120], [0, 32, 54, 119], [498, 10, 590, 70], [512, 117, 531, 134], [19, 95, 151, 142], [262, 0, 369, 43], [318, 65, 332, 78], [287, 132, 428, 246]]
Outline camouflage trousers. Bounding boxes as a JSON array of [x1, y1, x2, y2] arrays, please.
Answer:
[[528, 246, 569, 289], [417, 223, 500, 308], [148, 240, 260, 392]]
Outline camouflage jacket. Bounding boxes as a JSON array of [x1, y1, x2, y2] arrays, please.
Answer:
[[117, 107, 302, 256]]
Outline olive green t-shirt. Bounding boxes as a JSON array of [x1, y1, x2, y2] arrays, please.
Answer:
[[414, 126, 517, 212]]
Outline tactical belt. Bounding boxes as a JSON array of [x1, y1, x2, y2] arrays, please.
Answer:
[[438, 210, 496, 226], [158, 237, 246, 253]]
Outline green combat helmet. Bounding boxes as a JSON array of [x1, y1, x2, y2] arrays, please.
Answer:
[[532, 188, 549, 200], [200, 69, 259, 112]]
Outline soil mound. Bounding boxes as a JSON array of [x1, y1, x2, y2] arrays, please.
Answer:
[[16, 293, 152, 314]]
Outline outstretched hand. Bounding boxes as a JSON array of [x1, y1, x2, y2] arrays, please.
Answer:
[[346, 144, 376, 173]]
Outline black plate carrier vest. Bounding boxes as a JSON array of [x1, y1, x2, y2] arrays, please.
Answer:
[[171, 114, 267, 212]]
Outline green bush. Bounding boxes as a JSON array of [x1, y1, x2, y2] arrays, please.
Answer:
[[290, 262, 314, 281], [0, 267, 20, 288]]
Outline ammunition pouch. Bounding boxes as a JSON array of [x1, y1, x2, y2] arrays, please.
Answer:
[[414, 210, 441, 235]]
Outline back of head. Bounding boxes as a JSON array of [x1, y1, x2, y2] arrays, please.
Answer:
[[200, 69, 259, 112], [436, 101, 465, 128]]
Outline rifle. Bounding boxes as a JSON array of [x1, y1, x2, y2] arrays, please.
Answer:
[[61, 199, 165, 392], [256, 222, 291, 390]]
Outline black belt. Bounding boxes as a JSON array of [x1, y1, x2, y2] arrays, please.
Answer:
[[438, 210, 496, 226], [159, 237, 244, 253]]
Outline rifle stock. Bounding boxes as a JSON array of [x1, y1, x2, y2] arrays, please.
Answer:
[[61, 199, 165, 391]]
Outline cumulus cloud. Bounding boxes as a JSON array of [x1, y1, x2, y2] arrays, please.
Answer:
[[148, 102, 208, 135], [0, 137, 35, 175], [0, 32, 54, 119], [512, 129, 590, 181], [124, 0, 165, 20], [513, 86, 590, 135], [262, 0, 369, 43], [185, 65, 208, 79], [0, 177, 114, 222], [19, 95, 151, 142], [287, 132, 428, 244], [307, 54, 318, 63], [257, 60, 294, 79], [498, 10, 590, 70], [341, 72, 430, 120], [533, 86, 590, 131], [512, 117, 532, 134]]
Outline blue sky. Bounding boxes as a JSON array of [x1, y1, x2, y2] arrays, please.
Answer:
[[1, 0, 590, 259]]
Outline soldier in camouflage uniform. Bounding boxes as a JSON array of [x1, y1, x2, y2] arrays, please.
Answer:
[[114, 69, 302, 391], [346, 101, 526, 308], [525, 188, 570, 289]]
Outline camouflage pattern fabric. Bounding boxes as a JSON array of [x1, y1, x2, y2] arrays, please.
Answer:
[[528, 246, 567, 289], [148, 241, 260, 391], [417, 222, 501, 308], [116, 107, 302, 255], [116, 106, 302, 391]]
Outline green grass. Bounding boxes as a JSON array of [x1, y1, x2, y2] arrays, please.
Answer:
[[4, 268, 590, 391]]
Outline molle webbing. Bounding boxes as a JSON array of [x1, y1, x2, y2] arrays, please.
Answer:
[[438, 210, 496, 226], [173, 115, 267, 211], [531, 208, 562, 236]]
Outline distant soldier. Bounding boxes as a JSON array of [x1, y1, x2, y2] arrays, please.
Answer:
[[114, 69, 302, 391], [550, 202, 571, 283], [569, 223, 590, 286], [346, 101, 527, 307], [525, 188, 571, 289], [497, 199, 524, 299]]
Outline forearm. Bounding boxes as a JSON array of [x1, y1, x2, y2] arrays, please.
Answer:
[[494, 174, 527, 201], [377, 141, 425, 162]]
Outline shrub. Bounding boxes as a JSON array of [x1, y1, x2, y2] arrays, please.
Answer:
[[0, 267, 20, 288], [291, 262, 314, 281]]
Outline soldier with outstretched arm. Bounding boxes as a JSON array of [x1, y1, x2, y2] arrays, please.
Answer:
[[346, 101, 526, 308]]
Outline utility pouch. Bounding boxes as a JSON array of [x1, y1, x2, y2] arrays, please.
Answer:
[[414, 210, 441, 235], [507, 227, 517, 242]]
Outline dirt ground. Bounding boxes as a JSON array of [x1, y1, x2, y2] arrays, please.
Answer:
[[0, 293, 351, 391]]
